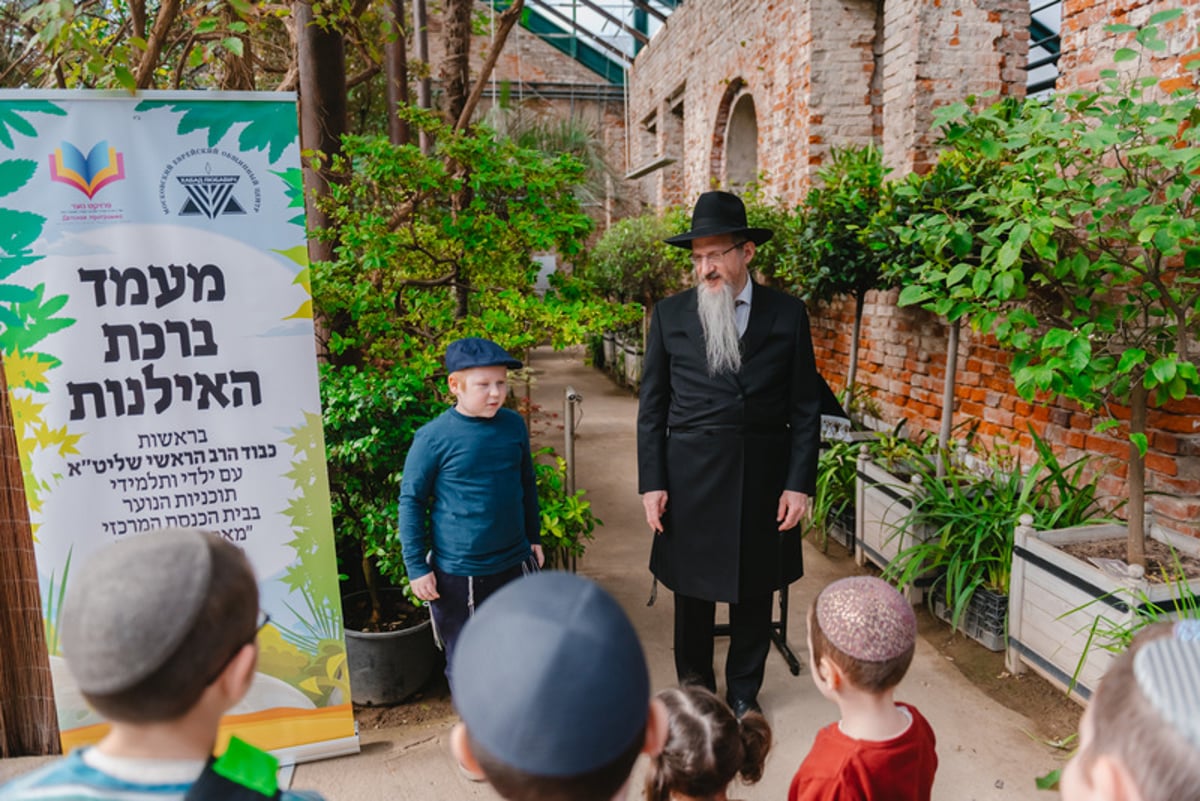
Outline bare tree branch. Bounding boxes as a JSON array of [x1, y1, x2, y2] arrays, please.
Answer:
[[454, 0, 524, 132]]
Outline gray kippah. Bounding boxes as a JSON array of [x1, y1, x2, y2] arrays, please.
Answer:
[[61, 528, 213, 695], [450, 572, 650, 777], [1133, 623, 1200, 752]]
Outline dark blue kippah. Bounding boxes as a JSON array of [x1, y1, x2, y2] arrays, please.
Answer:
[[450, 572, 650, 777], [444, 337, 522, 373]]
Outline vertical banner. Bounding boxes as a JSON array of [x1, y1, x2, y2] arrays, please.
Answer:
[[0, 91, 357, 763]]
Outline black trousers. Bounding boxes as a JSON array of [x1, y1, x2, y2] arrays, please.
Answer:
[[430, 559, 533, 681], [673, 591, 773, 704]]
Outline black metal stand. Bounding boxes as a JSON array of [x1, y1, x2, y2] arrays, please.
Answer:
[[713, 587, 802, 676]]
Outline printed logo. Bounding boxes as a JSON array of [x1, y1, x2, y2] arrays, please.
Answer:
[[48, 141, 126, 198], [177, 165, 246, 219], [158, 147, 261, 221]]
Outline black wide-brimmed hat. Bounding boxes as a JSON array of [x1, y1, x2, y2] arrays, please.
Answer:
[[664, 190, 774, 249]]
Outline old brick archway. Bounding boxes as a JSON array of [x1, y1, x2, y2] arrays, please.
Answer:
[[709, 78, 759, 190]]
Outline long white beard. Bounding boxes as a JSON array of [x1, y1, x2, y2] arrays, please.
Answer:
[[697, 280, 742, 376]]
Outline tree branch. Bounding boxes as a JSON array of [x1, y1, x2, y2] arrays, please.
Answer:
[[454, 0, 524, 132], [136, 0, 182, 88]]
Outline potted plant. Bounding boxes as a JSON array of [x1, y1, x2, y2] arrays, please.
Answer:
[[321, 363, 442, 705], [893, 18, 1200, 698], [532, 447, 602, 571], [886, 430, 1107, 652], [806, 437, 859, 553], [854, 424, 938, 585]]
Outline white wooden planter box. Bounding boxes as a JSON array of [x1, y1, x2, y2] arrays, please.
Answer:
[[854, 449, 933, 602], [623, 344, 642, 389], [1006, 518, 1200, 705], [602, 333, 616, 370]]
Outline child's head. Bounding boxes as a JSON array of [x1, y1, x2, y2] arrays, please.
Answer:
[[808, 576, 917, 695], [444, 337, 522, 419], [645, 685, 771, 801], [449, 572, 667, 801], [1060, 621, 1200, 801], [60, 528, 259, 723]]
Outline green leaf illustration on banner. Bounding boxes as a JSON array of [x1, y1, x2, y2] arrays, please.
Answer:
[[0, 159, 37, 198], [134, 100, 298, 164], [273, 244, 311, 319], [271, 167, 306, 227], [0, 284, 75, 356], [257, 410, 348, 706], [0, 208, 48, 254], [0, 101, 67, 150]]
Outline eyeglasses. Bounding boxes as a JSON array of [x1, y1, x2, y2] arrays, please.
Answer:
[[690, 241, 747, 267]]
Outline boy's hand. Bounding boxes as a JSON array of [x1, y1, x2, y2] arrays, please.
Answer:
[[531, 544, 545, 567], [411, 572, 439, 601]]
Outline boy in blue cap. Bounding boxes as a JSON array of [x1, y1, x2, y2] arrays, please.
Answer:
[[448, 572, 669, 801], [399, 337, 543, 674]]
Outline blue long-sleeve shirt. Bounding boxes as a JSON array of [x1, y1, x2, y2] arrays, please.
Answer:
[[398, 406, 540, 579]]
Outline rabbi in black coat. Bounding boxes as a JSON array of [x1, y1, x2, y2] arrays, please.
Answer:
[[637, 190, 822, 718]]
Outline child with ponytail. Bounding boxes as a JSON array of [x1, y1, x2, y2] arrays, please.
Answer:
[[646, 685, 772, 801]]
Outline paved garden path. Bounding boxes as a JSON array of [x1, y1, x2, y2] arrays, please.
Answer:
[[290, 346, 1069, 800]]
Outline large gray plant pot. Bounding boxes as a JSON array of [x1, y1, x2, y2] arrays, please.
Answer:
[[343, 590, 439, 706]]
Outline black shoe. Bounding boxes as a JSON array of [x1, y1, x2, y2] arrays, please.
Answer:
[[728, 697, 763, 719]]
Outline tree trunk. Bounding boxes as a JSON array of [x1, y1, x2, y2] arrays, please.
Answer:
[[295, 0, 346, 355], [1127, 380, 1147, 567], [385, 0, 410, 146], [936, 318, 960, 478], [413, 0, 432, 154], [846, 291, 865, 401], [220, 1, 256, 91], [0, 356, 60, 756], [440, 0, 472, 123]]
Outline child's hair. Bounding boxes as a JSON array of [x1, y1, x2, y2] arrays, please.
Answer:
[[808, 576, 916, 694], [1074, 622, 1200, 801], [645, 685, 771, 801], [468, 728, 644, 801], [63, 529, 259, 723]]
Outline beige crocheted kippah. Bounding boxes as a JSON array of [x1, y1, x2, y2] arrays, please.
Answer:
[[816, 576, 916, 662]]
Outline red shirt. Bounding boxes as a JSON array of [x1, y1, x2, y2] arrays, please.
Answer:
[[788, 703, 938, 801]]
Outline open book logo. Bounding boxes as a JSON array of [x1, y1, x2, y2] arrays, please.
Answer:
[[49, 141, 126, 198]]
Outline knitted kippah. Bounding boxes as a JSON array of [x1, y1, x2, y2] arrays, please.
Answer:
[[815, 576, 916, 662], [1132, 622, 1200, 752], [61, 528, 213, 695]]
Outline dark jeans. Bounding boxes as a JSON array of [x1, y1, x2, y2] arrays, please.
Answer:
[[430, 557, 537, 681], [673, 591, 773, 704]]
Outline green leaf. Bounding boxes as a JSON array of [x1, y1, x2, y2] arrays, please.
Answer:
[[1149, 358, 1177, 385], [1130, 432, 1148, 458], [0, 159, 37, 197], [1117, 349, 1146, 373], [1113, 48, 1139, 63], [0, 208, 46, 254], [1105, 23, 1137, 34], [897, 284, 931, 307], [1147, 8, 1183, 25], [0, 283, 36, 303], [1096, 419, 1121, 433], [113, 65, 137, 92], [221, 37, 245, 57], [0, 101, 66, 150]]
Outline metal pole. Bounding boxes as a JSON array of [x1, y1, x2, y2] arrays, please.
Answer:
[[564, 385, 581, 572], [564, 386, 579, 495]]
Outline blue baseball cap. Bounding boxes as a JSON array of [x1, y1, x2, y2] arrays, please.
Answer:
[[444, 337, 522, 373], [450, 572, 650, 777]]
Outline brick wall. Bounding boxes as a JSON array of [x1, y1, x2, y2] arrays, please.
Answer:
[[627, 0, 1200, 539], [1058, 0, 1200, 92]]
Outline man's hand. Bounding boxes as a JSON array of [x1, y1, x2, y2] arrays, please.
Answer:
[[531, 544, 545, 567], [777, 490, 810, 532], [410, 572, 439, 601], [643, 490, 669, 533]]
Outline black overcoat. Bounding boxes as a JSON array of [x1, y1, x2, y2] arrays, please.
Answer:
[[636, 283, 822, 603]]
